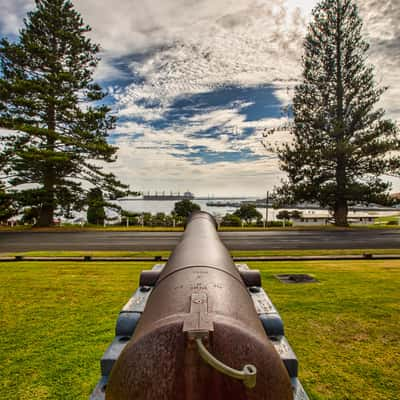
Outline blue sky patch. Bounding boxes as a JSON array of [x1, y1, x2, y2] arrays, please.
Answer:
[[172, 146, 262, 164]]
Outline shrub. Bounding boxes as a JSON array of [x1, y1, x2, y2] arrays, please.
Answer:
[[221, 214, 242, 227]]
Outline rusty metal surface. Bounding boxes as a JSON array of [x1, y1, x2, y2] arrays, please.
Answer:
[[106, 212, 293, 400]]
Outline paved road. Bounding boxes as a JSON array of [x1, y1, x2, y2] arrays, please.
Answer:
[[0, 230, 399, 251]]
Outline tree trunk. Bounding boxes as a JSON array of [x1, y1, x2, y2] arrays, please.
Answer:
[[334, 199, 348, 227], [37, 203, 54, 227], [37, 167, 56, 227], [37, 103, 56, 227], [335, 159, 348, 226]]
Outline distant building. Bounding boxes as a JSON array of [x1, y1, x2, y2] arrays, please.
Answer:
[[390, 192, 400, 200], [291, 212, 376, 226]]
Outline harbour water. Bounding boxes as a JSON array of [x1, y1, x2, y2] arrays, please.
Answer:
[[115, 198, 400, 222], [116, 199, 252, 217]]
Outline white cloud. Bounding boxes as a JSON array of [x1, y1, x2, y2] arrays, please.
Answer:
[[73, 0, 302, 58], [357, 0, 400, 120], [108, 136, 283, 196], [109, 1, 305, 106]]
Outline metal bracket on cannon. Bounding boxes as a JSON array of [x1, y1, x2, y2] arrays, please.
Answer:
[[90, 263, 309, 400]]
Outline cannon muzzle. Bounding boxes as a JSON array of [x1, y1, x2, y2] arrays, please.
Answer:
[[105, 211, 293, 400]]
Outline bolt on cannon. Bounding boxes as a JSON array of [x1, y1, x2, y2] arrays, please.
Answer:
[[91, 211, 309, 400]]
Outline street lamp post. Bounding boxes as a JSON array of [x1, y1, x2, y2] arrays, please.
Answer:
[[265, 191, 269, 228]]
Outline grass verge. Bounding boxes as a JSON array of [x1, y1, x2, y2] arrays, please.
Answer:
[[2, 248, 400, 258], [0, 260, 399, 399]]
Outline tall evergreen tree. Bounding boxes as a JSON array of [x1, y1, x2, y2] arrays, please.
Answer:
[[0, 0, 129, 226], [274, 0, 399, 226]]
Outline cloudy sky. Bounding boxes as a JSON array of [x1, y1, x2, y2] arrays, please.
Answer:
[[1, 0, 399, 196]]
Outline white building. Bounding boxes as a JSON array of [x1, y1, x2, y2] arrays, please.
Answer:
[[291, 211, 377, 226]]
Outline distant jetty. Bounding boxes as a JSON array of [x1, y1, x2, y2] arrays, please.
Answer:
[[143, 191, 194, 201], [206, 201, 242, 207], [206, 199, 270, 208]]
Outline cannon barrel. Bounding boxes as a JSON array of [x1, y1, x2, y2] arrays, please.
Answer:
[[106, 211, 293, 400]]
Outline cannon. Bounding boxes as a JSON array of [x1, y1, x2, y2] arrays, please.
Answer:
[[91, 211, 309, 400]]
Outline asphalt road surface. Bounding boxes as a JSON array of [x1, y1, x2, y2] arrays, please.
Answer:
[[0, 230, 399, 252]]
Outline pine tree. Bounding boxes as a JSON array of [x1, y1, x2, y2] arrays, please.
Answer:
[[0, 0, 129, 226], [275, 0, 399, 226]]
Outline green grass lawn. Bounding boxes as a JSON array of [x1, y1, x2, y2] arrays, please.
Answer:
[[0, 260, 399, 399], [374, 214, 400, 224]]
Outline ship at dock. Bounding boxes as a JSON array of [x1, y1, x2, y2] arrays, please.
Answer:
[[143, 191, 194, 201]]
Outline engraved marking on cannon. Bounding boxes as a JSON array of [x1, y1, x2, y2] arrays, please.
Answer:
[[189, 283, 208, 291], [174, 284, 184, 290], [212, 283, 223, 289], [173, 282, 224, 291]]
